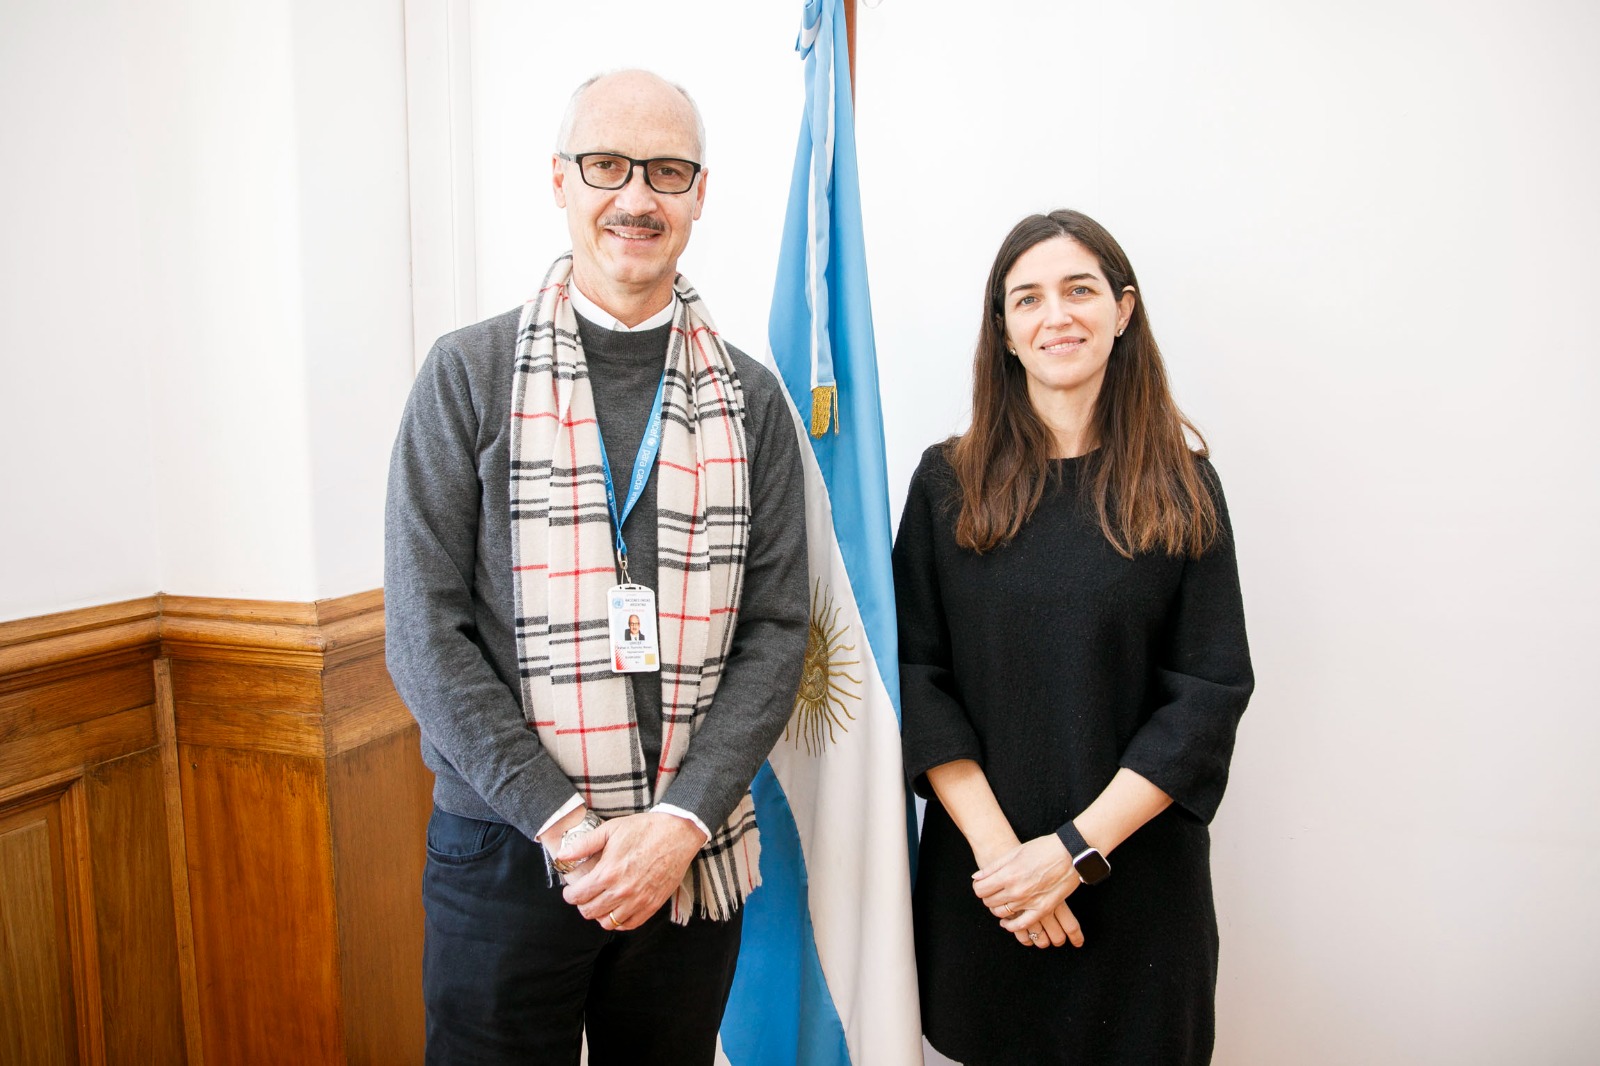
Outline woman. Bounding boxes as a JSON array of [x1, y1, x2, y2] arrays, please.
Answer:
[[894, 209, 1254, 1064]]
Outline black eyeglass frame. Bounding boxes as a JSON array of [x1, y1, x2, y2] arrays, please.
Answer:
[[557, 152, 704, 194]]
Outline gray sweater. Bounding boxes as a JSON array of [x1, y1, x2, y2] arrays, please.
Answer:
[[384, 308, 808, 842]]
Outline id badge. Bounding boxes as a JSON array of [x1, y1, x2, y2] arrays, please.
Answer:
[[608, 584, 660, 673]]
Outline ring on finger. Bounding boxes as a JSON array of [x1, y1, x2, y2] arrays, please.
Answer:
[[608, 911, 623, 929], [1003, 902, 1017, 917], [1028, 931, 1040, 941]]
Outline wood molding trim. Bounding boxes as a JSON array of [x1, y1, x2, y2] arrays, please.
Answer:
[[1, 590, 407, 759], [158, 590, 409, 759], [1, 592, 407, 767], [0, 590, 386, 676], [59, 774, 108, 1066], [0, 598, 160, 687], [154, 660, 205, 1066], [159, 589, 386, 666]]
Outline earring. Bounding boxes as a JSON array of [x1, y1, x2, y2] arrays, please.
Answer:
[[1116, 328, 1125, 337], [1007, 346, 1017, 356]]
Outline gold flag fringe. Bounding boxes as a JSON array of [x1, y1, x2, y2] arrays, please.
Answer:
[[810, 384, 840, 437]]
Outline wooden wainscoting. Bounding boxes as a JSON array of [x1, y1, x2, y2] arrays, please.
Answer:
[[0, 592, 432, 1066], [162, 592, 431, 1066], [0, 599, 181, 1065]]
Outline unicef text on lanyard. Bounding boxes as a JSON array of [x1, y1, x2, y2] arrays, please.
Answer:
[[598, 371, 667, 674]]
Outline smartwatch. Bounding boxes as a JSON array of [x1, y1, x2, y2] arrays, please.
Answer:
[[1055, 819, 1111, 885]]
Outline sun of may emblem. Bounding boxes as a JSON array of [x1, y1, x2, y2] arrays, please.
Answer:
[[788, 580, 863, 755]]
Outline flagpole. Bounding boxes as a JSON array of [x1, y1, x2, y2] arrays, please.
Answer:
[[844, 0, 856, 103]]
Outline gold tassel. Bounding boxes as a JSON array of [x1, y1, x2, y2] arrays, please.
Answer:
[[810, 385, 840, 437]]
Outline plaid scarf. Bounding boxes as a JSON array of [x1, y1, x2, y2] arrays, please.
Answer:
[[508, 254, 758, 923]]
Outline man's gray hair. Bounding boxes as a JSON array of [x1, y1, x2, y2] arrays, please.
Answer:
[[554, 69, 707, 165]]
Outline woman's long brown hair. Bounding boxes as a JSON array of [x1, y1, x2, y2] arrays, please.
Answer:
[[947, 210, 1218, 558]]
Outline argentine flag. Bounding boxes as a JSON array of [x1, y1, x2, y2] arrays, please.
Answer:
[[719, 1, 922, 1064]]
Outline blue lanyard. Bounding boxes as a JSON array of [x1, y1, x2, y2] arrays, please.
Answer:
[[595, 371, 669, 585]]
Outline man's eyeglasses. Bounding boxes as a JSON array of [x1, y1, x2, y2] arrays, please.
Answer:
[[558, 152, 703, 195]]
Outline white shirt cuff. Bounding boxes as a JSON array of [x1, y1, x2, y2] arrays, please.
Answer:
[[536, 794, 584, 841], [651, 803, 711, 844]]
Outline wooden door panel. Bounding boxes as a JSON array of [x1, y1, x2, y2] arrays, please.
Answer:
[[0, 801, 78, 1066]]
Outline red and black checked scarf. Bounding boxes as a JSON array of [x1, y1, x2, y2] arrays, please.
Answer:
[[508, 254, 759, 923]]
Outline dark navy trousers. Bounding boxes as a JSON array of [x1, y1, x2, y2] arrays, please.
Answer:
[[422, 807, 743, 1065]]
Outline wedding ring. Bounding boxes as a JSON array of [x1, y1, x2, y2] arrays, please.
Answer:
[[1003, 902, 1017, 917], [608, 911, 622, 929], [1028, 931, 1040, 941]]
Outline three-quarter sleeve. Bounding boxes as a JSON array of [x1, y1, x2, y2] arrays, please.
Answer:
[[1117, 464, 1255, 823], [894, 447, 983, 797]]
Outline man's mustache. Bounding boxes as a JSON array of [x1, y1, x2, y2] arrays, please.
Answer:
[[600, 212, 665, 233]]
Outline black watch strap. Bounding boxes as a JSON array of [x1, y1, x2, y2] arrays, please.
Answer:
[[1055, 819, 1111, 885], [1055, 819, 1091, 856]]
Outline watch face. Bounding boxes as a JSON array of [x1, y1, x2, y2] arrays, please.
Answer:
[[1074, 849, 1111, 885]]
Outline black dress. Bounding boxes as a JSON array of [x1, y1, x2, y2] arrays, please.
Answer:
[[894, 445, 1254, 1065]]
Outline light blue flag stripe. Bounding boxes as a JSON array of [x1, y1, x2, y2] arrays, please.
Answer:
[[768, 0, 901, 715], [722, 765, 851, 1066]]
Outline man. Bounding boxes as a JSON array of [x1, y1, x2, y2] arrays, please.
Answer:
[[385, 69, 808, 1064]]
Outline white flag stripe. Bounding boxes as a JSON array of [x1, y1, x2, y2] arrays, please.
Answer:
[[762, 349, 923, 1064]]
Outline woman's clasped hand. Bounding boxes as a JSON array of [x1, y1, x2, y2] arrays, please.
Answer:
[[972, 835, 1083, 948]]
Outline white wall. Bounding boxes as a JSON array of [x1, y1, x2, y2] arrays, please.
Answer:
[[125, 0, 322, 602], [0, 0, 415, 619], [289, 0, 416, 597], [465, 2, 1600, 1062], [850, 2, 1600, 1063], [1, 0, 163, 618]]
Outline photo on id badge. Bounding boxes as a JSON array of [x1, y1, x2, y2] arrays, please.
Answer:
[[609, 584, 660, 672]]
